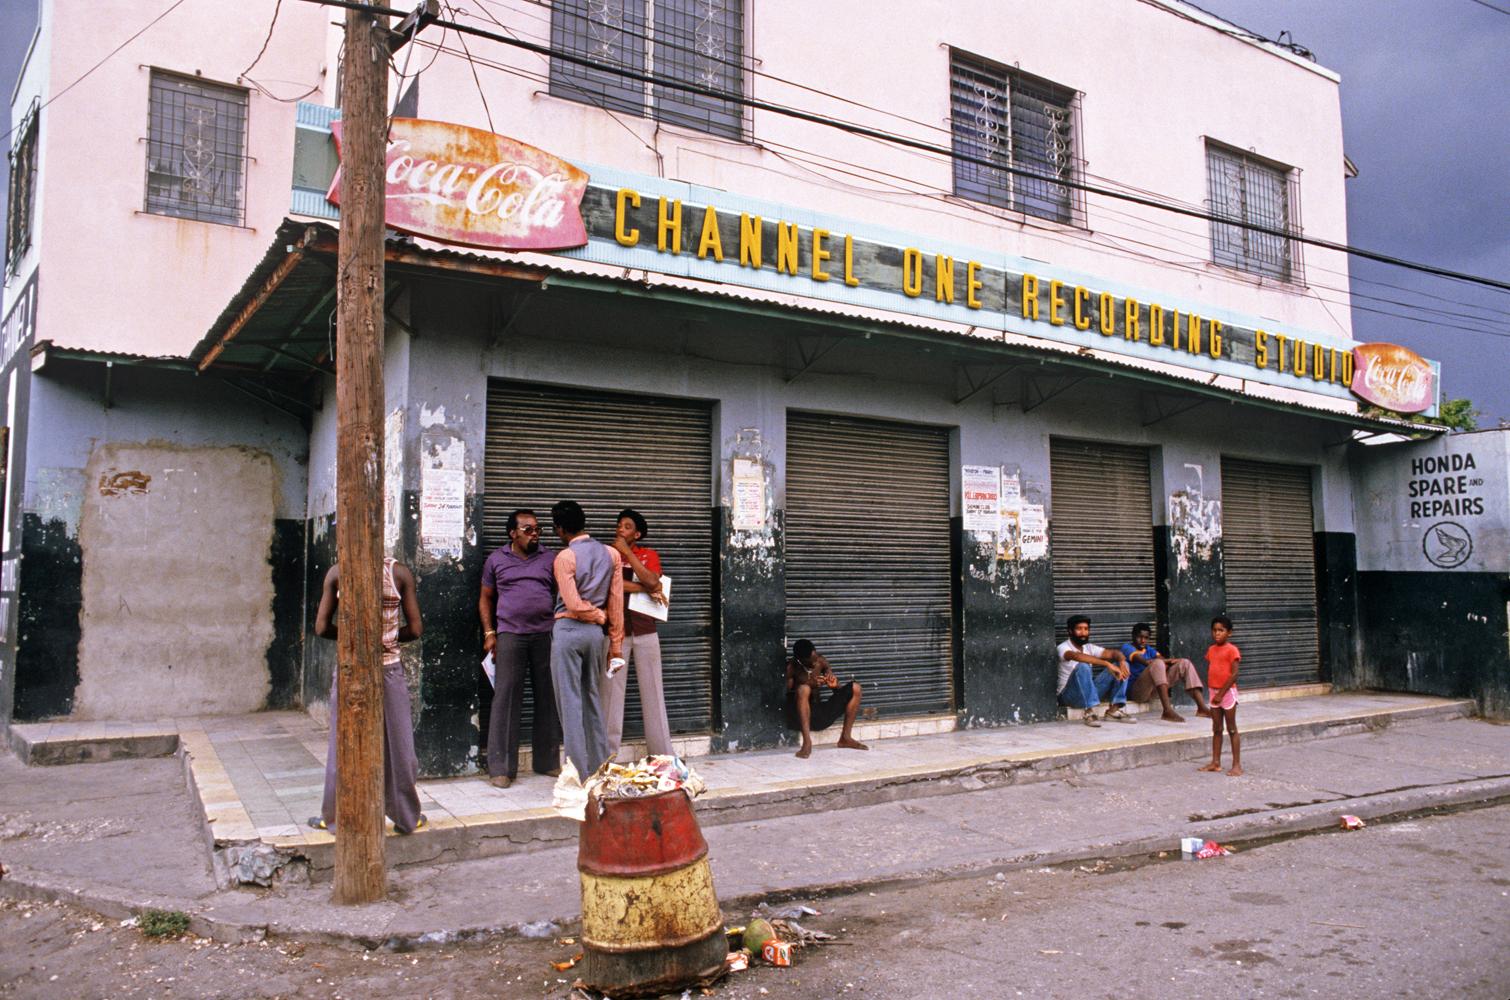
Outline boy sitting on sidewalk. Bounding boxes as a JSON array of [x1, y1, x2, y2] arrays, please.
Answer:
[[1121, 622, 1212, 723]]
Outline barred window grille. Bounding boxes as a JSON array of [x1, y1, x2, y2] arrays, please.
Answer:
[[1206, 143, 1302, 283], [5, 104, 39, 274], [550, 0, 745, 140], [950, 51, 1082, 226], [144, 71, 249, 226]]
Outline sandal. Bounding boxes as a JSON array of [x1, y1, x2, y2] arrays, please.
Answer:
[[397, 814, 428, 835], [307, 816, 328, 831]]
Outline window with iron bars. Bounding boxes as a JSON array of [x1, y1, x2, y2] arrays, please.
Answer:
[[144, 71, 249, 227], [950, 52, 1083, 226], [5, 103, 39, 276], [550, 0, 745, 140], [1206, 142, 1303, 283]]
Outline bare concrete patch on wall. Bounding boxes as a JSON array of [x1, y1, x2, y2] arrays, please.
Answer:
[[74, 443, 277, 719]]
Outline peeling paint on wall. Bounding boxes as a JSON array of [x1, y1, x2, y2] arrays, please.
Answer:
[[721, 428, 779, 576], [96, 469, 151, 496], [384, 405, 404, 556], [1168, 463, 1222, 576]]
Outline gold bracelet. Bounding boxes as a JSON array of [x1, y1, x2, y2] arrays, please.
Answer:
[[484, 629, 496, 636]]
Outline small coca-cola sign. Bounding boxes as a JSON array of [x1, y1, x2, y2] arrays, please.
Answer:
[[327, 118, 589, 251], [1350, 342, 1437, 414]]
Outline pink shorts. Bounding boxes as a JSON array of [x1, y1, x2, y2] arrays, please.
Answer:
[[1214, 686, 1239, 710]]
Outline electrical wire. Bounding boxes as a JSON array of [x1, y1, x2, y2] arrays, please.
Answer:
[[406, 31, 1510, 341], [240, 0, 284, 78], [298, 0, 1510, 316], [1465, 0, 1510, 15], [1, 0, 190, 145]]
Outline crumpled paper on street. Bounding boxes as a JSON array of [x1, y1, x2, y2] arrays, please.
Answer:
[[551, 760, 588, 822]]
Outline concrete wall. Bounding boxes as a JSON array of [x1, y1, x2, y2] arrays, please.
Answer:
[[1351, 429, 1510, 716], [11, 363, 308, 720], [337, 275, 1360, 772]]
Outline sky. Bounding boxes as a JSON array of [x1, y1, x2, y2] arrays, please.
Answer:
[[1, 0, 1506, 423]]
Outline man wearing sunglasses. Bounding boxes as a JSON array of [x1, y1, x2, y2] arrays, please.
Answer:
[[479, 509, 562, 788]]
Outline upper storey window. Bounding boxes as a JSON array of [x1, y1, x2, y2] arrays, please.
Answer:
[[950, 51, 1082, 226], [5, 104, 39, 275], [144, 71, 249, 227], [1206, 142, 1302, 283], [550, 0, 745, 140]]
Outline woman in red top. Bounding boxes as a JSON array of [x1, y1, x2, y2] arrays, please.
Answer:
[[1199, 615, 1243, 776]]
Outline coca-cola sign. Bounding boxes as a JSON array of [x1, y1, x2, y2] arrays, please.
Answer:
[[1350, 342, 1437, 414], [327, 118, 588, 251]]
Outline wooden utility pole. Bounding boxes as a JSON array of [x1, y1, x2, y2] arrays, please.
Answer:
[[333, 0, 389, 906]]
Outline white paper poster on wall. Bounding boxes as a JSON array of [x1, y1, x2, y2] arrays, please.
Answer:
[[731, 458, 767, 531], [962, 465, 1001, 534], [1000, 471, 1022, 511], [1018, 503, 1049, 560], [420, 467, 466, 557]]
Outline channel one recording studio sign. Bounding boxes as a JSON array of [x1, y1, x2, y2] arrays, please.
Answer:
[[1356, 431, 1509, 574]]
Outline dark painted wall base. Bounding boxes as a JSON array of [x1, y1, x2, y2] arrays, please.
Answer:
[[14, 514, 81, 720], [1357, 571, 1510, 718], [958, 524, 1059, 727], [1315, 532, 1358, 687]]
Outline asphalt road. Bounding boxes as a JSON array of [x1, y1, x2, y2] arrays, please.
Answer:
[[2, 802, 1507, 999]]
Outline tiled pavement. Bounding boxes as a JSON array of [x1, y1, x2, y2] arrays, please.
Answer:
[[8, 685, 1474, 878]]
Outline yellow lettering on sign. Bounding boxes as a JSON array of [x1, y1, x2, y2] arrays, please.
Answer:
[[1273, 333, 1289, 372], [1099, 292, 1116, 336], [1149, 304, 1165, 346], [1048, 280, 1066, 326], [1312, 343, 1326, 381], [1072, 286, 1090, 330], [740, 213, 762, 269], [843, 235, 860, 287], [1330, 348, 1341, 383], [697, 205, 724, 261], [966, 261, 983, 309], [1186, 313, 1202, 355], [1292, 338, 1308, 376], [1021, 274, 1040, 319], [936, 255, 955, 304], [902, 248, 924, 298], [1208, 319, 1223, 358], [615, 188, 642, 247], [776, 222, 800, 275], [1255, 331, 1269, 369], [1170, 309, 1182, 351], [1341, 350, 1355, 385], [811, 228, 831, 281], [1124, 297, 1140, 341], [657, 197, 682, 254]]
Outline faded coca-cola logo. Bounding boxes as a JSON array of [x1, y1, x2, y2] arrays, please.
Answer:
[[327, 119, 589, 252], [1350, 342, 1435, 413], [384, 140, 573, 230]]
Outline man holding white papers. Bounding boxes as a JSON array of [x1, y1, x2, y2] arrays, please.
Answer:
[[605, 507, 674, 759], [479, 509, 561, 788]]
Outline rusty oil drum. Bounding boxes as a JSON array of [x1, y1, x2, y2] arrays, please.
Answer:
[[577, 787, 727, 997]]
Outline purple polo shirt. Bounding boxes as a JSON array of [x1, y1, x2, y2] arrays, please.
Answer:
[[482, 545, 557, 635]]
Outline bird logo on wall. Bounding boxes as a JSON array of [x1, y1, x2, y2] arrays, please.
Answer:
[[1422, 521, 1472, 569]]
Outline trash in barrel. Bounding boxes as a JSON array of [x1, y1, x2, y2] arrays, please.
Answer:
[[576, 776, 727, 997]]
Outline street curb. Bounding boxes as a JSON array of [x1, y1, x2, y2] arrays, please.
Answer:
[[289, 697, 1475, 878], [5, 772, 1507, 950]]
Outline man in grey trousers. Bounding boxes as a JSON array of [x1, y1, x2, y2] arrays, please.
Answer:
[[548, 500, 626, 781]]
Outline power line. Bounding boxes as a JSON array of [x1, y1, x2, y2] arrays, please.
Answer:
[[416, 29, 1510, 341], [1, 0, 190, 146], [294, 0, 1510, 296], [1465, 0, 1510, 15]]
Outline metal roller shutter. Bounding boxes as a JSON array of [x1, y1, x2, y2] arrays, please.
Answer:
[[1049, 439, 1157, 644], [483, 382, 715, 737], [1220, 458, 1320, 687], [784, 412, 954, 717]]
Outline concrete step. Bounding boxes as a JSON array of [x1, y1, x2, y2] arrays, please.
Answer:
[[7, 721, 179, 766], [258, 692, 1473, 882]]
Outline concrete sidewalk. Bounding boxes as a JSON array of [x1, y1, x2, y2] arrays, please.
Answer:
[[6, 688, 1472, 885], [3, 691, 1504, 949]]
